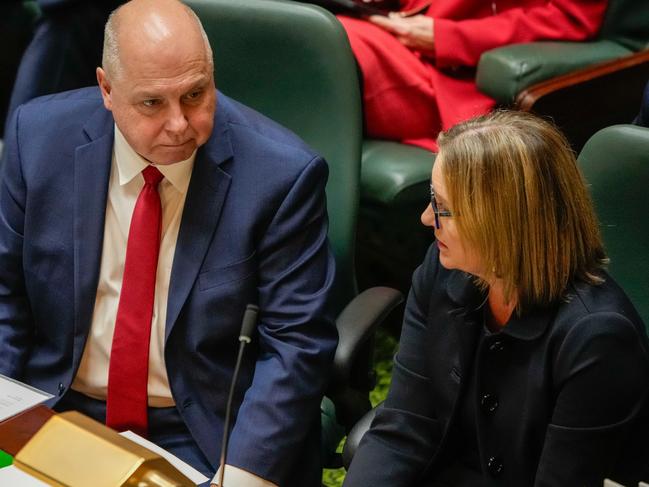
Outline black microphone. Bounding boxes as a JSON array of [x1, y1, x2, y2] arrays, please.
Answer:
[[217, 304, 259, 487]]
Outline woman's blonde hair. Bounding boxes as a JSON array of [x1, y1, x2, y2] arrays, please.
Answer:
[[437, 110, 607, 309]]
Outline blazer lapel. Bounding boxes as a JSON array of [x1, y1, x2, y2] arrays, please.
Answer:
[[165, 109, 234, 340], [72, 106, 114, 367]]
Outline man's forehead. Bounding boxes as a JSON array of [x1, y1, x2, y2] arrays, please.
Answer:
[[117, 33, 211, 82], [120, 29, 206, 63], [128, 71, 212, 94]]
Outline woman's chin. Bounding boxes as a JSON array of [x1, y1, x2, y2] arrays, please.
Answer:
[[438, 253, 455, 270]]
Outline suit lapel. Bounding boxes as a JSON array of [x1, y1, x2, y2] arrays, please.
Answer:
[[165, 106, 234, 340], [72, 106, 114, 367]]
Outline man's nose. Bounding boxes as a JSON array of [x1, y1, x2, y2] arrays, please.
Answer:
[[165, 103, 189, 134]]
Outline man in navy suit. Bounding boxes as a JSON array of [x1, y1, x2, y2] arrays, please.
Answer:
[[0, 1, 337, 486]]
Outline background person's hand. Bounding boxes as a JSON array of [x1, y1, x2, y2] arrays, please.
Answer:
[[369, 13, 435, 55]]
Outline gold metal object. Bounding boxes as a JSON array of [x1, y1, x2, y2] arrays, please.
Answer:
[[14, 411, 194, 486]]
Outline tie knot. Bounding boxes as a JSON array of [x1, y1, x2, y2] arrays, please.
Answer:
[[142, 165, 164, 187]]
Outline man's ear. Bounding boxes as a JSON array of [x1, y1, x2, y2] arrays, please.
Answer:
[[96, 67, 113, 111]]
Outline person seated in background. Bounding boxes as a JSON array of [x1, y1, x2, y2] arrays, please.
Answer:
[[3, 0, 124, 137], [338, 0, 608, 151], [634, 79, 649, 127], [343, 111, 649, 487], [0, 0, 337, 486]]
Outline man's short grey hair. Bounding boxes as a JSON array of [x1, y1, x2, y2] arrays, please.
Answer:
[[102, 2, 214, 80]]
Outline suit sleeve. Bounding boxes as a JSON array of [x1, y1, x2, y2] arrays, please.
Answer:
[[534, 312, 649, 486], [0, 106, 34, 377], [343, 244, 442, 487], [433, 0, 608, 68], [225, 155, 338, 485]]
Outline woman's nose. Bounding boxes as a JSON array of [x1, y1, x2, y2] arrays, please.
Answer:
[[421, 203, 435, 228]]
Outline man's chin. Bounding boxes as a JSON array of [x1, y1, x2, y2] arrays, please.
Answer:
[[148, 144, 196, 165]]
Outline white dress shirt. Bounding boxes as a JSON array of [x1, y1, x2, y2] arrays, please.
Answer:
[[72, 125, 192, 405], [71, 125, 277, 487]]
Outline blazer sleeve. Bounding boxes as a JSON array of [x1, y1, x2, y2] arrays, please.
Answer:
[[343, 244, 443, 487], [225, 155, 338, 485], [0, 106, 34, 377], [534, 312, 649, 486], [433, 0, 608, 68]]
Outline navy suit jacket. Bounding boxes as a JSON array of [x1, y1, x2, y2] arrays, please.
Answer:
[[0, 87, 337, 486]]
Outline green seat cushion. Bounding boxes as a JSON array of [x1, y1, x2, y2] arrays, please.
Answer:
[[361, 140, 435, 206], [477, 40, 633, 104]]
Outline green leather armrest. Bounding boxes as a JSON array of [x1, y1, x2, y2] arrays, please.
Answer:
[[476, 40, 632, 104], [361, 140, 434, 206]]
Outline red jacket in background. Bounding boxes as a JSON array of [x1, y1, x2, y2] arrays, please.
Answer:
[[339, 0, 608, 151]]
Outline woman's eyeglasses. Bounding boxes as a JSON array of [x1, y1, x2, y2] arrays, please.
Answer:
[[430, 184, 453, 229]]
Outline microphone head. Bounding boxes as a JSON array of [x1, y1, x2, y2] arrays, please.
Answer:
[[239, 304, 259, 343]]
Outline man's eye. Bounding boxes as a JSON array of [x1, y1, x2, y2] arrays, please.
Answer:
[[186, 91, 202, 100], [142, 99, 158, 107]]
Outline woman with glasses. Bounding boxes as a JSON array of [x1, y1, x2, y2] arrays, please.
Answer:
[[343, 111, 649, 487]]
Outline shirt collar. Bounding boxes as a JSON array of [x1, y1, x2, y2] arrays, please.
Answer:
[[113, 124, 195, 194]]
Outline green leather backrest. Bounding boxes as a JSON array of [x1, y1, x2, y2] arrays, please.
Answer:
[[598, 0, 649, 50], [578, 125, 649, 326], [185, 0, 363, 310]]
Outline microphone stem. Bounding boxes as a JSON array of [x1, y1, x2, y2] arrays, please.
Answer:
[[218, 339, 247, 487]]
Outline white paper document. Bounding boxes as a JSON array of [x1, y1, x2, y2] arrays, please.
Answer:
[[0, 374, 53, 423], [120, 430, 209, 485], [0, 465, 50, 486]]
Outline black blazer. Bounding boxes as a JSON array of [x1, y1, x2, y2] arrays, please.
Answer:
[[344, 244, 649, 487]]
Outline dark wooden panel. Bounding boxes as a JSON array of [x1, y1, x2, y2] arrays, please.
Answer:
[[0, 405, 54, 456]]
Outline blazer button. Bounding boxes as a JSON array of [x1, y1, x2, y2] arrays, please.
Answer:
[[489, 339, 505, 353], [480, 393, 499, 414], [58, 383, 66, 396], [487, 456, 504, 476]]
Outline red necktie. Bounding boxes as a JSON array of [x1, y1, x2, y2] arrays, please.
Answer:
[[106, 165, 164, 436]]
